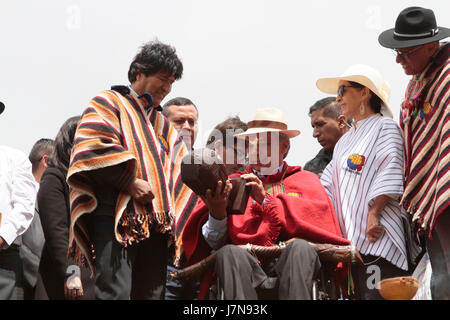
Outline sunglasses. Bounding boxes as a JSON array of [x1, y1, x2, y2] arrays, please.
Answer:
[[337, 85, 359, 98]]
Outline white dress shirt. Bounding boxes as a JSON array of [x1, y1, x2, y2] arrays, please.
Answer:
[[202, 215, 228, 250], [0, 145, 37, 247]]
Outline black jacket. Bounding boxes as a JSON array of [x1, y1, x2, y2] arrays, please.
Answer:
[[35, 167, 94, 300]]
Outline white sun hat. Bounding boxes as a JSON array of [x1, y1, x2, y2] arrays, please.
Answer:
[[235, 108, 300, 138], [316, 64, 392, 118]]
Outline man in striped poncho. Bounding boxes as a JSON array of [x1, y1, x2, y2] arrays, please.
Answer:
[[67, 40, 195, 299], [379, 7, 450, 299]]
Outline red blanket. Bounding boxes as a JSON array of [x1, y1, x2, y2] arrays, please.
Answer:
[[183, 163, 349, 262], [181, 163, 350, 298]]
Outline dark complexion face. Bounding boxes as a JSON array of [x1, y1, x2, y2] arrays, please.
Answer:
[[310, 109, 347, 152], [132, 71, 175, 107]]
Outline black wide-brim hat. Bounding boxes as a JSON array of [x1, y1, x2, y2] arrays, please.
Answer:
[[379, 6, 450, 49]]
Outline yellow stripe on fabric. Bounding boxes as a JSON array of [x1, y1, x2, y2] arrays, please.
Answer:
[[264, 182, 288, 197]]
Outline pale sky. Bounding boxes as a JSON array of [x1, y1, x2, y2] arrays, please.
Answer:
[[1, 0, 449, 166]]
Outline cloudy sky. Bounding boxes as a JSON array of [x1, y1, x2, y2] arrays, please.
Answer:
[[1, 0, 448, 166]]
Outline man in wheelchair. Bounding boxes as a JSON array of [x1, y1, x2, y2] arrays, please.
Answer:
[[181, 108, 352, 300]]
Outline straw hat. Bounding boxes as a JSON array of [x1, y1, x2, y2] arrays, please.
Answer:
[[316, 64, 393, 118], [235, 108, 300, 138]]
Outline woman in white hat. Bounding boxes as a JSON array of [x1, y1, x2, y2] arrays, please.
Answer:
[[317, 64, 416, 300]]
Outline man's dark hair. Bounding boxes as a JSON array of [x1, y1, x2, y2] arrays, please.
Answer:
[[29, 138, 54, 173], [162, 97, 198, 117], [47, 116, 81, 174], [128, 40, 183, 83], [206, 116, 248, 149], [308, 97, 343, 119]]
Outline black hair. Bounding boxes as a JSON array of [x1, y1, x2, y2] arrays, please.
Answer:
[[308, 97, 342, 119], [128, 40, 183, 83], [47, 116, 81, 174], [28, 138, 53, 172], [29, 138, 54, 173], [162, 97, 197, 117], [206, 116, 248, 149], [348, 81, 383, 114]]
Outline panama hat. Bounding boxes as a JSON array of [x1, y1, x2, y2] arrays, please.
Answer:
[[378, 7, 450, 49], [235, 108, 300, 138], [316, 64, 393, 118]]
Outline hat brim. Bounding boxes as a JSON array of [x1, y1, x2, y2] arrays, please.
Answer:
[[316, 76, 393, 119], [235, 128, 300, 139], [378, 26, 450, 49]]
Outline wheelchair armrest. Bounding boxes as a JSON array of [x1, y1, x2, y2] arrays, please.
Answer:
[[308, 242, 364, 265]]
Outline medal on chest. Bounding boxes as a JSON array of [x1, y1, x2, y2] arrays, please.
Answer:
[[157, 135, 170, 154], [347, 154, 365, 172], [401, 78, 433, 123]]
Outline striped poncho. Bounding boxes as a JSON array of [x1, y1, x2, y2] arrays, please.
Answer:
[[67, 86, 194, 273], [400, 42, 449, 236]]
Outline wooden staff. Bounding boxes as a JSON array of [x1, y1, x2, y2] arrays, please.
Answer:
[[169, 239, 363, 282]]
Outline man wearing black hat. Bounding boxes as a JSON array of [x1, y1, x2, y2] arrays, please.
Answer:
[[379, 7, 450, 299]]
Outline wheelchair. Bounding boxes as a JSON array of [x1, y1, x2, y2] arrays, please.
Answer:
[[207, 262, 352, 300], [171, 239, 360, 300], [207, 242, 359, 300]]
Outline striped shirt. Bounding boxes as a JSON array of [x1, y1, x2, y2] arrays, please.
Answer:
[[400, 42, 449, 234], [321, 114, 408, 270]]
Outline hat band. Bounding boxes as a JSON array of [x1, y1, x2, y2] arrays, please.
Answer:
[[247, 120, 288, 131], [393, 28, 439, 38]]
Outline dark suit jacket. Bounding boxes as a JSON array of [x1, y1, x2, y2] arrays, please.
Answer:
[[35, 167, 94, 300]]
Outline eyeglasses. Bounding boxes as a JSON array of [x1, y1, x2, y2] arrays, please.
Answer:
[[337, 85, 359, 98], [392, 46, 422, 59]]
